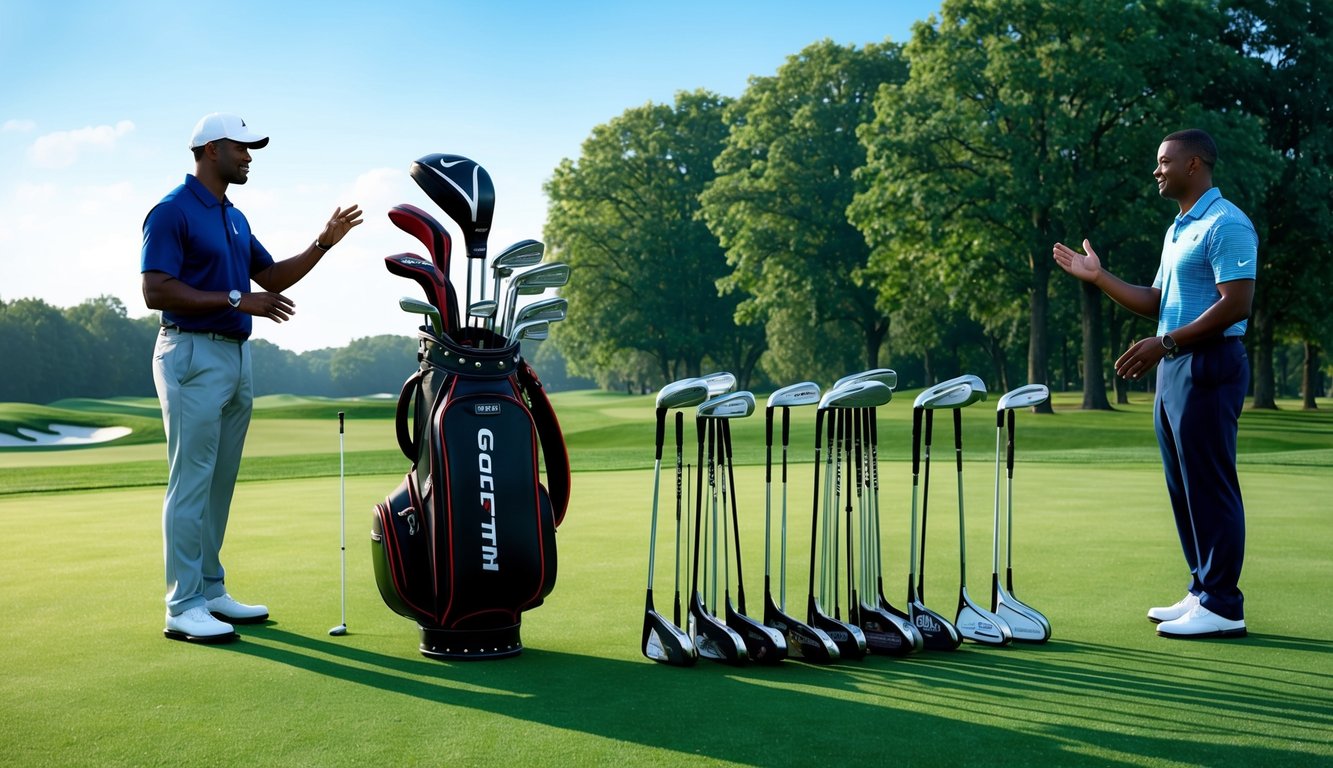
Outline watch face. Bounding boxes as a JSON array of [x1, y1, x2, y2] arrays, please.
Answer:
[[229, 290, 242, 307]]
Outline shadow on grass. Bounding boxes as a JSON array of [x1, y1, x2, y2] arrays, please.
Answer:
[[221, 626, 1331, 765]]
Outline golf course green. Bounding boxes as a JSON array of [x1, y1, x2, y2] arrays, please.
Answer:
[[1, 390, 1329, 767]]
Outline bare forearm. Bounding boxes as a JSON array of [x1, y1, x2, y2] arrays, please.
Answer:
[[142, 271, 230, 313], [1092, 270, 1160, 321], [1165, 280, 1254, 347], [255, 244, 326, 293]]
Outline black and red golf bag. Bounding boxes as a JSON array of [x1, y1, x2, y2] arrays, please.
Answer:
[[371, 328, 570, 659]]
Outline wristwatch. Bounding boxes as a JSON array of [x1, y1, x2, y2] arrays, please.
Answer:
[[1160, 333, 1177, 354], [228, 289, 243, 309]]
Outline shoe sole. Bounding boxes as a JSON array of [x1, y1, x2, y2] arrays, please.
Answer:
[[164, 627, 238, 644], [1156, 626, 1247, 640], [208, 610, 269, 625]]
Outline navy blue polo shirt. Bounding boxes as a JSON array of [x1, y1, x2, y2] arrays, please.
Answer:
[[141, 174, 275, 339]]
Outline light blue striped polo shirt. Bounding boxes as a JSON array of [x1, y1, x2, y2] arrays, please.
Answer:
[[1152, 187, 1258, 337]]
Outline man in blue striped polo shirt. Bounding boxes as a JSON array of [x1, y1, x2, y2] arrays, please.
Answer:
[[1052, 129, 1256, 640]]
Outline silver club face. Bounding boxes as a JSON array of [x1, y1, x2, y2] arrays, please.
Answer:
[[511, 318, 549, 341], [657, 377, 711, 410], [914, 381, 975, 410], [819, 380, 892, 409], [833, 368, 898, 392], [767, 381, 821, 409], [399, 296, 442, 330], [998, 384, 1050, 411], [513, 297, 567, 325], [697, 391, 756, 419], [491, 239, 544, 270], [700, 371, 737, 397]]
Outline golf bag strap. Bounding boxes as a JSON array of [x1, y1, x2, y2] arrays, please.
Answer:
[[395, 369, 424, 461], [517, 360, 570, 526]]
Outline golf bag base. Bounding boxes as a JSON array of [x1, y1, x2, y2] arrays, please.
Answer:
[[420, 623, 523, 661]]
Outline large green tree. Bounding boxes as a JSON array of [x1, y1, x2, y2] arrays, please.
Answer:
[[544, 90, 762, 388], [852, 0, 1258, 410], [699, 39, 908, 386], [1220, 0, 1333, 409]]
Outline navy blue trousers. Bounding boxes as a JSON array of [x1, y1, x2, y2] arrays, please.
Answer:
[[1153, 337, 1248, 621]]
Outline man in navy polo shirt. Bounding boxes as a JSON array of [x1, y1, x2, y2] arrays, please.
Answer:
[[1052, 129, 1256, 640], [142, 112, 363, 643]]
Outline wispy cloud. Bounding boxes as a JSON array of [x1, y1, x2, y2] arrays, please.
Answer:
[[3, 119, 37, 133], [26, 120, 135, 169]]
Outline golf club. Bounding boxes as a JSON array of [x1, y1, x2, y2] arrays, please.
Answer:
[[642, 378, 709, 666], [833, 368, 898, 392], [409, 153, 495, 325], [399, 296, 443, 337], [862, 404, 923, 650], [907, 379, 972, 650], [992, 384, 1052, 642], [951, 399, 1013, 646], [805, 386, 870, 661], [488, 239, 544, 331], [690, 393, 749, 665], [329, 411, 347, 637], [763, 383, 839, 664], [384, 253, 456, 336], [501, 262, 571, 337], [510, 319, 549, 343], [717, 414, 788, 664], [700, 371, 737, 397]]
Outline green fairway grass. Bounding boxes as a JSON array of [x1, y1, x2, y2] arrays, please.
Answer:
[[1, 391, 1330, 766]]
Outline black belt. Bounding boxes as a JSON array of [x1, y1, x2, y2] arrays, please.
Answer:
[[1165, 335, 1243, 360], [160, 324, 247, 343]]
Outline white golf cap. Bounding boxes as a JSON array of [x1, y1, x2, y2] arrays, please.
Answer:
[[189, 112, 269, 149]]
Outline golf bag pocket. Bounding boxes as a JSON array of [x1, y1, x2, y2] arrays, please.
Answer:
[[371, 474, 433, 621]]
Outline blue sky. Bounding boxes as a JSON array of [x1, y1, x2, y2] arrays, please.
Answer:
[[0, 0, 940, 352]]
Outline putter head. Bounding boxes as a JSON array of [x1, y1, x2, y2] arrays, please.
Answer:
[[409, 153, 495, 259], [955, 588, 1013, 646], [763, 594, 840, 664], [994, 587, 1052, 643], [696, 391, 755, 419], [328, 624, 347, 637], [914, 378, 976, 410], [909, 601, 963, 650], [767, 381, 821, 409], [819, 380, 892, 409], [643, 608, 697, 666], [998, 384, 1050, 411], [726, 602, 788, 664], [833, 368, 898, 392], [699, 371, 736, 397], [656, 377, 710, 410]]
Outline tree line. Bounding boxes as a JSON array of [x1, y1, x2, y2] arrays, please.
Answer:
[[543, 0, 1332, 409]]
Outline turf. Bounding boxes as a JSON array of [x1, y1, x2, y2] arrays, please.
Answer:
[[1, 391, 1330, 766]]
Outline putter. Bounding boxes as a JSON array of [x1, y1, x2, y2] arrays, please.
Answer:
[[329, 411, 347, 637], [907, 379, 973, 650], [689, 395, 749, 665], [951, 400, 1013, 646], [993, 385, 1052, 642], [763, 383, 839, 664], [642, 378, 709, 666], [718, 415, 788, 664], [863, 407, 924, 650], [409, 153, 495, 328], [805, 386, 871, 661]]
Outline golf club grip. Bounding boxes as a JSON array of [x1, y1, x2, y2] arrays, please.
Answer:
[[655, 408, 666, 462], [781, 408, 790, 483], [1007, 410, 1016, 474], [911, 408, 922, 474], [953, 408, 964, 471], [339, 411, 344, 433]]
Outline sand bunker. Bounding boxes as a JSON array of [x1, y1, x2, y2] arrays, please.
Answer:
[[0, 424, 133, 448]]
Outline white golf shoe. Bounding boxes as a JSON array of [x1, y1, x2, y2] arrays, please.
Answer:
[[165, 606, 236, 644], [1146, 593, 1199, 624], [206, 593, 269, 624], [1156, 604, 1246, 639]]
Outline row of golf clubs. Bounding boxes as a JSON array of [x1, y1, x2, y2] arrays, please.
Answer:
[[382, 202, 570, 346], [642, 371, 1051, 667]]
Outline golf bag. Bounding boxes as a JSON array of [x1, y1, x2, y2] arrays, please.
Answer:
[[371, 328, 570, 659]]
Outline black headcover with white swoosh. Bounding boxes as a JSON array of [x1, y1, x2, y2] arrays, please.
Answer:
[[410, 153, 495, 260]]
